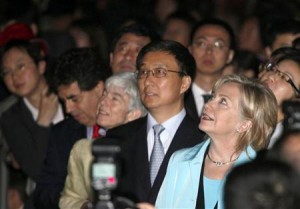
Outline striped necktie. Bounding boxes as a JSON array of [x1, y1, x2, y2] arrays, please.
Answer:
[[149, 124, 165, 186]]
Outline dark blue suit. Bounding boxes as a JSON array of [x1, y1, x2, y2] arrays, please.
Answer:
[[99, 113, 205, 204], [184, 89, 199, 123], [33, 117, 86, 209]]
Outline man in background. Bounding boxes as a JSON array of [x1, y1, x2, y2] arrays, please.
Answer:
[[34, 48, 111, 209]]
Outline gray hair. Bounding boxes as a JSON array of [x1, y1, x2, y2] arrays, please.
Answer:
[[105, 72, 147, 116]]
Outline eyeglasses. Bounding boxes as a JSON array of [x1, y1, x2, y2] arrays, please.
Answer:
[[192, 39, 228, 52], [1, 61, 34, 78], [264, 62, 300, 95], [136, 68, 187, 79]]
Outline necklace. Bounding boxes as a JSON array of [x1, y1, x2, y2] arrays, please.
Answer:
[[207, 152, 238, 167]]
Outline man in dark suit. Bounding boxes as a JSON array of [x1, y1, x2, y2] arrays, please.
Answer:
[[33, 48, 111, 209], [97, 40, 205, 205]]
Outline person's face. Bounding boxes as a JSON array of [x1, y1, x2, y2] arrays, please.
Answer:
[[138, 51, 191, 115], [199, 82, 246, 139], [58, 81, 104, 126], [189, 25, 234, 75], [259, 60, 300, 106], [272, 33, 300, 51], [163, 19, 191, 47], [96, 85, 131, 129], [110, 33, 151, 73], [1, 47, 45, 98]]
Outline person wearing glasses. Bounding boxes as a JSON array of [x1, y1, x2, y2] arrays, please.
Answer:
[[185, 18, 235, 123], [0, 40, 64, 208], [259, 47, 300, 148], [100, 40, 205, 205]]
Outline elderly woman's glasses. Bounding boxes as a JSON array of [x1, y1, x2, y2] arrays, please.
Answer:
[[264, 62, 300, 95]]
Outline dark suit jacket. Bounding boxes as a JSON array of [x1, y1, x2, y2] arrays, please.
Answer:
[[184, 89, 199, 123], [101, 113, 205, 204], [0, 99, 51, 181], [34, 117, 86, 209]]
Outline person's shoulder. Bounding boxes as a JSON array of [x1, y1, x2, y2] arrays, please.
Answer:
[[0, 95, 18, 116], [107, 116, 147, 136], [180, 113, 206, 139], [0, 97, 22, 125], [52, 117, 83, 131], [172, 140, 208, 162], [72, 139, 91, 153]]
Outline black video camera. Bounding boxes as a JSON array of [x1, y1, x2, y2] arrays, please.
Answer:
[[91, 137, 136, 209], [282, 100, 300, 132]]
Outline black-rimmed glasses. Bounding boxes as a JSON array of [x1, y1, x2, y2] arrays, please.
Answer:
[[135, 68, 187, 79], [264, 62, 300, 95]]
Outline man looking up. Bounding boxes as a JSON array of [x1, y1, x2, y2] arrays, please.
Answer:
[[33, 48, 111, 209], [109, 23, 160, 73], [102, 40, 205, 204], [186, 18, 235, 122]]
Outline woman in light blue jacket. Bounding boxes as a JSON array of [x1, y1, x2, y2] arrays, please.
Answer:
[[156, 74, 278, 209]]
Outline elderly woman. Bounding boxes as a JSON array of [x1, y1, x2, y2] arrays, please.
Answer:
[[59, 72, 147, 209], [155, 74, 277, 209]]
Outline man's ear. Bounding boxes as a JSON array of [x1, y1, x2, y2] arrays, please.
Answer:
[[38, 60, 46, 75], [236, 120, 252, 133], [95, 81, 105, 98], [109, 52, 114, 67], [180, 76, 191, 94], [127, 109, 143, 122], [226, 50, 234, 64]]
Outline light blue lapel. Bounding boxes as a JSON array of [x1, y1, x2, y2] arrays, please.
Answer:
[[188, 140, 210, 197]]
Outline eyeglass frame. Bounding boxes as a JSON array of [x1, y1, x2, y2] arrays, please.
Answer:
[[192, 38, 228, 52], [263, 62, 300, 95], [135, 67, 187, 79]]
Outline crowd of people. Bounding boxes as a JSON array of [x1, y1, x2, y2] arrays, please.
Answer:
[[1, 0, 300, 209]]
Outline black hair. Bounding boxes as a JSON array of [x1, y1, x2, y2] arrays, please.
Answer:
[[136, 40, 196, 80], [270, 47, 300, 67], [0, 39, 44, 68], [110, 23, 160, 52], [262, 18, 300, 48], [50, 47, 111, 93], [224, 160, 300, 209], [190, 18, 236, 50], [165, 10, 197, 28]]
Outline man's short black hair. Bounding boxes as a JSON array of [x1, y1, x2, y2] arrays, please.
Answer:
[[262, 18, 300, 48], [50, 47, 111, 93], [165, 10, 197, 27], [0, 40, 44, 67], [110, 23, 160, 52], [136, 40, 196, 80]]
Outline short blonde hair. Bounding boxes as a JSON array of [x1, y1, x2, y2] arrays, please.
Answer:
[[212, 74, 277, 152]]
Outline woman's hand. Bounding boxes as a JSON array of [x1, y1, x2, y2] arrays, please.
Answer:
[[37, 87, 59, 127], [136, 202, 156, 209]]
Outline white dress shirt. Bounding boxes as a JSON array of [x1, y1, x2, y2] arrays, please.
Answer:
[[23, 98, 64, 125], [191, 83, 211, 116], [146, 108, 186, 160]]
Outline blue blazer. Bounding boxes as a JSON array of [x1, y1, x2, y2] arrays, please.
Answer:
[[156, 139, 256, 209], [33, 117, 86, 209]]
